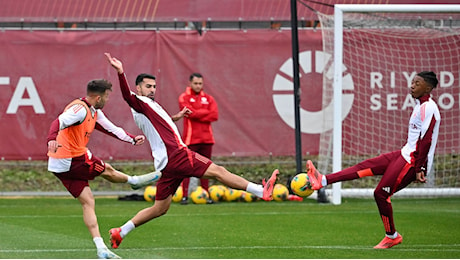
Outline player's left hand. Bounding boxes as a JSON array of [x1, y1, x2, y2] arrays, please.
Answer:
[[104, 53, 124, 74], [133, 135, 145, 146], [415, 171, 426, 183]]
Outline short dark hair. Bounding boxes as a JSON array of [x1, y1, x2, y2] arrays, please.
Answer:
[[189, 73, 203, 81], [417, 71, 438, 89], [87, 79, 112, 94], [136, 73, 156, 86]]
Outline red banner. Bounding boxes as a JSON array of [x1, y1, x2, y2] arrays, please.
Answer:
[[0, 30, 458, 160], [0, 30, 324, 160]]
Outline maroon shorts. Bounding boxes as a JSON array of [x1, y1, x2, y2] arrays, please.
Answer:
[[52, 153, 106, 198], [155, 148, 212, 200]]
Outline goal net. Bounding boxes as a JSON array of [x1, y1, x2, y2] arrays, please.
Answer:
[[316, 5, 460, 203]]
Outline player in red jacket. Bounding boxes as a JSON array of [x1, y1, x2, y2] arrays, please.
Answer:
[[178, 73, 218, 204]]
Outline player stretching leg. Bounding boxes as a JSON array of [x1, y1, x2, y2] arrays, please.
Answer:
[[104, 53, 279, 250], [306, 71, 440, 249], [47, 79, 162, 258]]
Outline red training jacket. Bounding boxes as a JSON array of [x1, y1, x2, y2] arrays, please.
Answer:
[[178, 87, 218, 145]]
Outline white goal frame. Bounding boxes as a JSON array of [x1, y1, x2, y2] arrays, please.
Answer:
[[331, 4, 460, 205]]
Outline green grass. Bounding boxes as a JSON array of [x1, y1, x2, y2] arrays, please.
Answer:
[[0, 157, 301, 192], [0, 197, 459, 259]]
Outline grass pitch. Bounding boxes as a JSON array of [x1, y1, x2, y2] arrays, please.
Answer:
[[0, 196, 459, 259]]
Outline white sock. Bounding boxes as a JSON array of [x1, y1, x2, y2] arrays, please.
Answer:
[[387, 231, 398, 239], [246, 182, 263, 198], [322, 176, 327, 186], [127, 171, 161, 185], [93, 237, 106, 249], [127, 176, 137, 185], [120, 220, 136, 238]]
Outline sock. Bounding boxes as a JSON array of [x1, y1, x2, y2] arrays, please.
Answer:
[[322, 175, 327, 187], [387, 231, 398, 239], [246, 182, 263, 198], [120, 220, 136, 238], [128, 171, 162, 185], [127, 176, 137, 185], [93, 237, 107, 249]]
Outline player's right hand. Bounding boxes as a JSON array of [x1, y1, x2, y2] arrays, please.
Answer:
[[415, 171, 427, 183], [182, 106, 192, 117], [47, 140, 62, 153]]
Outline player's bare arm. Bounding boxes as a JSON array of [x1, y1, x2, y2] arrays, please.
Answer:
[[104, 53, 124, 74]]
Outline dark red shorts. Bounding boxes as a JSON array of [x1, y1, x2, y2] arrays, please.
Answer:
[[155, 148, 212, 200], [52, 153, 106, 198]]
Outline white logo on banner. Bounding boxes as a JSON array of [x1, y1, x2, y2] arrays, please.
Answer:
[[272, 50, 354, 134], [1, 76, 45, 114]]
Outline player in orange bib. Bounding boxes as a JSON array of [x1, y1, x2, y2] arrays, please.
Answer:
[[47, 79, 162, 259]]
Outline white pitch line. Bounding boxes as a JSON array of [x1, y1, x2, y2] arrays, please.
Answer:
[[1, 207, 459, 219], [1, 244, 460, 253]]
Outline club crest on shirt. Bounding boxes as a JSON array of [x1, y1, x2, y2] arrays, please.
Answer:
[[201, 97, 209, 104]]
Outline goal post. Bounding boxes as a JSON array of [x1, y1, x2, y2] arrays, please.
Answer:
[[316, 4, 460, 204]]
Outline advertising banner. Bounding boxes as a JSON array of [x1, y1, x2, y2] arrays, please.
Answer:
[[0, 29, 458, 160], [0, 30, 324, 160]]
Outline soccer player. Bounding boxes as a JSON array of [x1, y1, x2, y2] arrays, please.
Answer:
[[178, 73, 219, 205], [47, 78, 162, 259], [306, 71, 440, 249], [104, 53, 279, 249]]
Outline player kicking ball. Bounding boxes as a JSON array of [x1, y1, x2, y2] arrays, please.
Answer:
[[104, 52, 279, 250], [305, 71, 440, 249], [47, 78, 163, 259]]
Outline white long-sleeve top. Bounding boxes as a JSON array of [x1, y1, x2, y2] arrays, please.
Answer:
[[401, 95, 441, 174]]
